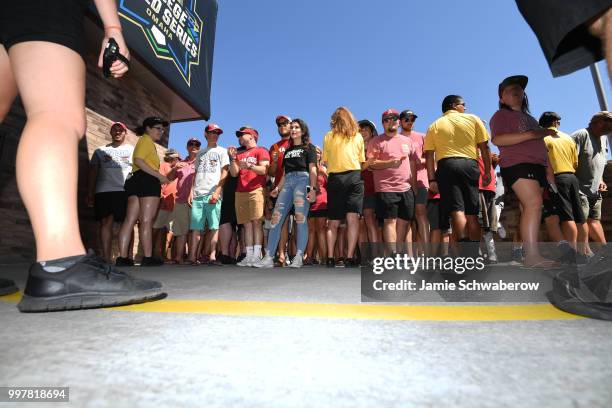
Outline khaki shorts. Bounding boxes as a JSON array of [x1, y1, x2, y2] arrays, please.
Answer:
[[153, 209, 173, 230], [171, 202, 191, 236], [235, 188, 264, 225], [580, 194, 602, 220]]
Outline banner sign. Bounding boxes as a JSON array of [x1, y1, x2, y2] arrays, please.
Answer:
[[117, 0, 217, 120]]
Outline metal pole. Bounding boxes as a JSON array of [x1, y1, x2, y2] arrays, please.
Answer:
[[590, 63, 609, 111]]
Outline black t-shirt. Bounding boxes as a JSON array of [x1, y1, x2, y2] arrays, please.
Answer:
[[282, 144, 317, 174]]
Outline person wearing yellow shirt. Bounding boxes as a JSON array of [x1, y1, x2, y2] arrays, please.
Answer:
[[322, 106, 365, 268], [117, 116, 170, 267], [539, 112, 586, 262], [424, 95, 491, 248]]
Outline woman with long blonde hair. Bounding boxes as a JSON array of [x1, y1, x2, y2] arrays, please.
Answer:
[[322, 107, 365, 268]]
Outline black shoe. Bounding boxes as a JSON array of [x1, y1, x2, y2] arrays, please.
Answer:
[[140, 256, 164, 267], [326, 257, 335, 268], [115, 257, 135, 267], [0, 278, 18, 296], [219, 254, 235, 265], [344, 258, 359, 268], [17, 251, 165, 313]]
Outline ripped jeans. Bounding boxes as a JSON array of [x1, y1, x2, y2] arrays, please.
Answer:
[[267, 171, 310, 256]]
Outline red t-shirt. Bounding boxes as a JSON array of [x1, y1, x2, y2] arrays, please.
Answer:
[[158, 161, 178, 211], [311, 170, 328, 211], [269, 138, 290, 186], [362, 169, 375, 197], [478, 156, 496, 192], [236, 146, 270, 192]]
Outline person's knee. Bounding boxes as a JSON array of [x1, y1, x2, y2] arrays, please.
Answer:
[[295, 212, 306, 224], [270, 210, 282, 227]]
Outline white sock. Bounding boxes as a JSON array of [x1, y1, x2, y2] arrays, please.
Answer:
[[253, 245, 261, 259], [246, 247, 254, 259], [295, 250, 303, 257]]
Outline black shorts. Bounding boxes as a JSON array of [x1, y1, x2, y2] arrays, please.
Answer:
[[427, 199, 450, 232], [516, 0, 611, 77], [94, 191, 127, 222], [0, 0, 87, 58], [375, 190, 415, 221], [124, 171, 161, 198], [500, 163, 548, 191], [309, 209, 328, 218], [436, 157, 480, 216], [327, 170, 364, 220], [554, 173, 587, 223], [478, 190, 496, 230]]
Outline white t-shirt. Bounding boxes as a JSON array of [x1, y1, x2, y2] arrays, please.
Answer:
[[192, 146, 230, 198], [90, 144, 134, 193]]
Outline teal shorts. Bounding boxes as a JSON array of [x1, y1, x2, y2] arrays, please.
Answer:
[[190, 195, 222, 231]]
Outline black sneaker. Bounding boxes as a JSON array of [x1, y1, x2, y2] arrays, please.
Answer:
[[115, 257, 134, 267], [219, 254, 235, 265], [0, 278, 18, 296], [325, 257, 335, 268], [344, 258, 359, 268], [17, 251, 165, 312], [140, 256, 164, 267]]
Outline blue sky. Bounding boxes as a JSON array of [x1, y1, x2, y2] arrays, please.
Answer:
[[169, 0, 611, 155]]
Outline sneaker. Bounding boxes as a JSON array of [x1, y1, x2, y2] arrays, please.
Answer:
[[237, 256, 254, 267], [115, 257, 134, 267], [0, 278, 18, 296], [325, 257, 336, 268], [17, 251, 165, 313], [289, 255, 303, 268], [253, 254, 274, 268], [511, 248, 524, 264], [344, 258, 359, 268], [219, 254, 235, 265], [140, 256, 164, 267]]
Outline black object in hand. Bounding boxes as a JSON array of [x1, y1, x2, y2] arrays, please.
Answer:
[[103, 37, 130, 78]]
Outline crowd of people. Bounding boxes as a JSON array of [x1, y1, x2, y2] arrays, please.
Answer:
[[89, 75, 610, 270]]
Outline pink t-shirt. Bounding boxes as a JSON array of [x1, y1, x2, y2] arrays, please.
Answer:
[[489, 109, 548, 168], [236, 146, 270, 192], [174, 159, 196, 204], [405, 131, 428, 189], [367, 133, 417, 192]]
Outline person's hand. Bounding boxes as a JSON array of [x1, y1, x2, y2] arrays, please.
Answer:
[[209, 192, 220, 204], [270, 186, 279, 198], [307, 190, 316, 203], [158, 174, 169, 184], [599, 181, 608, 192], [188, 192, 193, 207], [429, 180, 439, 194], [532, 128, 556, 138], [482, 173, 491, 187], [98, 29, 130, 78], [174, 161, 188, 169], [364, 156, 376, 169], [228, 146, 237, 160], [271, 150, 279, 162], [86, 194, 95, 208], [391, 157, 404, 168], [238, 160, 249, 169]]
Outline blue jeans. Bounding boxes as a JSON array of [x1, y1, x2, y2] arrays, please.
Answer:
[[267, 171, 310, 255]]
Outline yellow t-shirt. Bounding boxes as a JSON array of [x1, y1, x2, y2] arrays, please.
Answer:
[[322, 131, 365, 173], [132, 134, 160, 172], [544, 129, 578, 174], [424, 111, 489, 161]]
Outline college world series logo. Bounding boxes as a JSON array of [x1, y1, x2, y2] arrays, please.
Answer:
[[119, 0, 203, 85]]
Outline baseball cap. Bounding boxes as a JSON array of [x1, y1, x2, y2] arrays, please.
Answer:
[[187, 137, 201, 146], [498, 75, 528, 97], [381, 109, 400, 120], [164, 148, 180, 158], [142, 116, 169, 128], [205, 123, 223, 134], [235, 126, 259, 139], [275, 115, 292, 125], [110, 121, 128, 132], [358, 119, 377, 132], [399, 110, 418, 120]]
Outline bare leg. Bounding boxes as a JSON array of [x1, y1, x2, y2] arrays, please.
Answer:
[[188, 230, 201, 262], [306, 218, 317, 260], [9, 42, 87, 261], [326, 220, 340, 259], [466, 215, 481, 241], [138, 197, 159, 258], [544, 215, 564, 243], [560, 221, 578, 249], [0, 45, 18, 120], [588, 219, 607, 243], [450, 211, 468, 240], [316, 217, 327, 260], [208, 229, 220, 261], [119, 199, 140, 258], [99, 215, 114, 261]]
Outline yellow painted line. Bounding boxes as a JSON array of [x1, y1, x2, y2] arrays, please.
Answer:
[[1, 293, 580, 320], [0, 291, 22, 303]]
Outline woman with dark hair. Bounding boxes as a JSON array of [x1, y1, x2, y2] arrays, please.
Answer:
[[490, 75, 558, 268], [254, 119, 318, 268], [117, 116, 170, 267]]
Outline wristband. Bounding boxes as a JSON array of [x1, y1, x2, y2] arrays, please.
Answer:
[[104, 25, 122, 32]]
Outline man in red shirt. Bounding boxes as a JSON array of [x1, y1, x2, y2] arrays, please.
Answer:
[[267, 115, 292, 265], [229, 127, 270, 266]]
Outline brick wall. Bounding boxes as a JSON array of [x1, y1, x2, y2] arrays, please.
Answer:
[[0, 51, 170, 264]]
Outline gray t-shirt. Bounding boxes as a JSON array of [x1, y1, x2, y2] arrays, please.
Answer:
[[571, 128, 609, 198], [90, 144, 134, 193], [192, 146, 230, 198]]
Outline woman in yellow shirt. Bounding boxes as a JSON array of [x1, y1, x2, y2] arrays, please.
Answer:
[[117, 116, 170, 267]]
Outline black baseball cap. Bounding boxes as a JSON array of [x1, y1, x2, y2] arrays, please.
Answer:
[[399, 110, 418, 120], [498, 75, 528, 97], [142, 116, 169, 128]]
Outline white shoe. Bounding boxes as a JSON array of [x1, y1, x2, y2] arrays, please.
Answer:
[[253, 254, 274, 268], [237, 256, 252, 267], [289, 255, 303, 268]]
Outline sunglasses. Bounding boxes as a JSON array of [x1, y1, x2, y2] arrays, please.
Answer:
[[455, 102, 466, 107], [187, 142, 201, 147], [152, 126, 165, 131], [383, 116, 399, 123], [277, 122, 290, 127], [401, 117, 416, 123]]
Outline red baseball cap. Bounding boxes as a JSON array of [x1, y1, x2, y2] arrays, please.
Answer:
[[275, 115, 292, 125], [205, 123, 223, 134], [111, 122, 128, 132], [381, 109, 400, 120], [235, 126, 259, 139]]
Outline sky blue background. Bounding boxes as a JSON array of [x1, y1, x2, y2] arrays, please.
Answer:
[[168, 0, 611, 156]]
